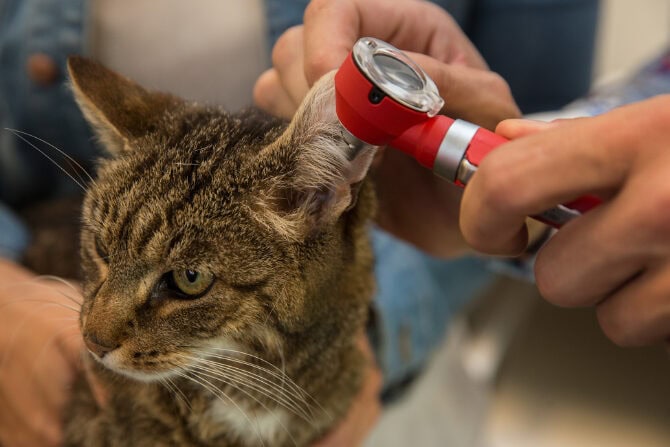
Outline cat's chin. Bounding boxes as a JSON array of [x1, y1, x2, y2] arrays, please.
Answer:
[[90, 351, 185, 383], [109, 367, 182, 383]]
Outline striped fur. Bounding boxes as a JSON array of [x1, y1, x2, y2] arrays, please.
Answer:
[[65, 57, 376, 447]]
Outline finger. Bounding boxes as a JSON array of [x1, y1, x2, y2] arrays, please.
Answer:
[[253, 69, 299, 119], [596, 262, 670, 346], [272, 26, 310, 108], [408, 54, 521, 129], [460, 106, 641, 255], [533, 198, 647, 308], [496, 119, 557, 139], [303, 0, 486, 85]]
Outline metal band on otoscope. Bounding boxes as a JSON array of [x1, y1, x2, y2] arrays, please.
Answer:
[[433, 119, 480, 182]]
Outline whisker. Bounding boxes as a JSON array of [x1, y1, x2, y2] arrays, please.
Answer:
[[185, 356, 314, 424], [4, 127, 96, 185], [200, 348, 329, 420], [36, 276, 83, 299], [166, 376, 193, 412], [5, 129, 87, 192], [159, 377, 190, 412], [202, 348, 333, 420], [0, 298, 81, 314], [0, 279, 82, 311], [187, 367, 297, 447], [30, 323, 80, 378], [197, 351, 313, 412], [178, 370, 268, 447], [173, 162, 201, 166], [54, 290, 84, 308], [0, 302, 79, 377]]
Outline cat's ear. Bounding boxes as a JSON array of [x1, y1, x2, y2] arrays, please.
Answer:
[[255, 72, 377, 239], [67, 56, 176, 154]]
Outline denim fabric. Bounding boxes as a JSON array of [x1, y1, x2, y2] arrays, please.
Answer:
[[370, 229, 493, 386], [0, 202, 29, 260], [469, 0, 600, 113], [0, 0, 95, 263], [0, 0, 95, 208]]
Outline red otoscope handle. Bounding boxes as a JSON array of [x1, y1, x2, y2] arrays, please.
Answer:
[[390, 117, 601, 228], [334, 51, 601, 229]]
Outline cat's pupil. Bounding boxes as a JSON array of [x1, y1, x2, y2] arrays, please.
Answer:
[[185, 270, 198, 283]]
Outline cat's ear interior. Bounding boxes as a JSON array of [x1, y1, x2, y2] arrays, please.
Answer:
[[255, 72, 377, 239], [67, 56, 176, 154]]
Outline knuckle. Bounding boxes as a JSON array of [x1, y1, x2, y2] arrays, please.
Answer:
[[304, 51, 336, 85], [484, 71, 511, 96], [476, 157, 525, 216], [484, 72, 521, 121], [304, 0, 328, 22], [596, 304, 638, 347], [252, 71, 277, 112], [534, 260, 569, 306], [648, 94, 670, 126], [271, 25, 303, 69], [633, 186, 670, 239]]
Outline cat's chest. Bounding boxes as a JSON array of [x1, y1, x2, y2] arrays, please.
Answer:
[[196, 399, 291, 446]]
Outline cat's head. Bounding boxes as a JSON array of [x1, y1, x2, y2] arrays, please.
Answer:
[[68, 57, 376, 381]]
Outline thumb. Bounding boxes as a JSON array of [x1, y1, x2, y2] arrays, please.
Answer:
[[496, 119, 557, 139]]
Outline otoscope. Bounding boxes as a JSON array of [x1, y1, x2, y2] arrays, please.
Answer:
[[334, 37, 600, 228]]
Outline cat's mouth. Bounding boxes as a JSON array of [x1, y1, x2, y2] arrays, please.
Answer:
[[86, 337, 246, 383], [87, 345, 193, 382]]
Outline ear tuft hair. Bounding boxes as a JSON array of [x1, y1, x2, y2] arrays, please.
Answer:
[[67, 56, 177, 155], [252, 72, 378, 240]]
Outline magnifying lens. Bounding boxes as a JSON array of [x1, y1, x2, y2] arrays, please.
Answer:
[[334, 37, 600, 228]]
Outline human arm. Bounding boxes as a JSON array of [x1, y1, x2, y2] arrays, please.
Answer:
[[460, 95, 670, 346]]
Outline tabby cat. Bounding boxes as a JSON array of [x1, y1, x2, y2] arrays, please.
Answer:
[[64, 56, 377, 447]]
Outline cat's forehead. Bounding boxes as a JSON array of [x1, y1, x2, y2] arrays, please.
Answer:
[[84, 109, 287, 256]]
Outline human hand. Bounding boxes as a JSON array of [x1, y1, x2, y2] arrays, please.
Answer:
[[254, 0, 520, 257], [460, 95, 670, 346], [312, 334, 382, 447], [254, 0, 518, 129], [0, 259, 83, 447]]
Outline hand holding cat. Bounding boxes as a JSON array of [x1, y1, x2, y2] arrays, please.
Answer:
[[0, 259, 82, 447], [461, 96, 670, 346]]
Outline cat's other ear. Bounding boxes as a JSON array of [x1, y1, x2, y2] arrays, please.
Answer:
[[256, 71, 377, 239], [67, 56, 177, 154]]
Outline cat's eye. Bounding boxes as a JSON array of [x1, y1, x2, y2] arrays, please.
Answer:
[[170, 269, 214, 297]]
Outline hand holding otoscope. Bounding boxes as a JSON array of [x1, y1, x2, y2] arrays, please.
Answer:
[[334, 38, 601, 229]]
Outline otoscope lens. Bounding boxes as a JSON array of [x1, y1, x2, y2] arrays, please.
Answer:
[[373, 54, 423, 91]]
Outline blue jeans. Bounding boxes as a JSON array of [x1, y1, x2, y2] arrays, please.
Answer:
[[0, 0, 93, 259]]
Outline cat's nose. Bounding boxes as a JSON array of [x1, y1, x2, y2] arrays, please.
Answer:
[[83, 333, 118, 358]]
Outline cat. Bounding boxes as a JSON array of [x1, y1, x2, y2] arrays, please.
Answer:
[[64, 56, 378, 447]]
